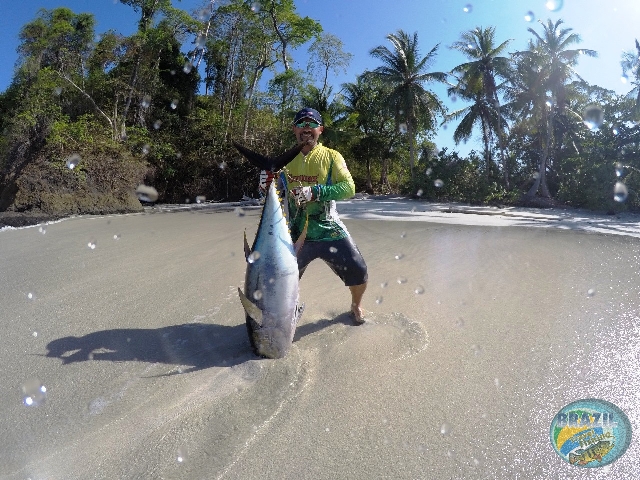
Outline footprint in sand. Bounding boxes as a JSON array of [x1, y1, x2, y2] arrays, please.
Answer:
[[301, 312, 430, 367]]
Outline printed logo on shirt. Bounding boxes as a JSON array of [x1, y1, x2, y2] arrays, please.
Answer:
[[288, 174, 318, 184]]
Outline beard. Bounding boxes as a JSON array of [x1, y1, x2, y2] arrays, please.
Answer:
[[297, 131, 317, 147]]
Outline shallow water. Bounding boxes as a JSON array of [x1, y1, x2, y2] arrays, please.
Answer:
[[0, 208, 638, 479]]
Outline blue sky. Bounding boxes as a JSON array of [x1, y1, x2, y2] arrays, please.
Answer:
[[1, 0, 639, 154]]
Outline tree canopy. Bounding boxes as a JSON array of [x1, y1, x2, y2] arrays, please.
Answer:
[[2, 3, 640, 222]]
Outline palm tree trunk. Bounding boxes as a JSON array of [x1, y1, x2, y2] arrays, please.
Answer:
[[408, 121, 415, 182]]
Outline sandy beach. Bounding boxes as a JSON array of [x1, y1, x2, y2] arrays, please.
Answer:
[[1, 197, 638, 479]]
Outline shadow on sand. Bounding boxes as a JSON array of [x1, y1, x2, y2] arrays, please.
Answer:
[[45, 313, 356, 373]]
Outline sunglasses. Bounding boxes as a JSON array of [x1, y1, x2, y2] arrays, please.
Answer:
[[294, 120, 321, 128]]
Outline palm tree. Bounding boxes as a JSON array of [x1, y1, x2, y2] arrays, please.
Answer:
[[445, 75, 502, 178], [449, 26, 512, 186], [512, 19, 596, 199], [621, 39, 640, 115], [503, 52, 553, 197], [368, 30, 447, 181]]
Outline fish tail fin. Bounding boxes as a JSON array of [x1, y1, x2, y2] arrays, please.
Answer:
[[233, 141, 303, 172], [238, 287, 263, 326], [294, 213, 308, 255]]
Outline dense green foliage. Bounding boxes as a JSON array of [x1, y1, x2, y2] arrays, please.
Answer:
[[1, 1, 640, 219]]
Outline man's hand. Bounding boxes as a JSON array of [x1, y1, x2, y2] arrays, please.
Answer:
[[292, 186, 313, 204], [259, 170, 274, 193]]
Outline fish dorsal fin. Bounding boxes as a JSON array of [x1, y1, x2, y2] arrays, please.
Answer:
[[243, 229, 251, 260], [294, 213, 308, 255], [238, 288, 263, 326]]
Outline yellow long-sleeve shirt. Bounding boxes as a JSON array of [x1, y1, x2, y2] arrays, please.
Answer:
[[282, 144, 355, 241]]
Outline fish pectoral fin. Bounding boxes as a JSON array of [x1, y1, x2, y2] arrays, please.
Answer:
[[294, 213, 308, 255], [238, 288, 263, 326], [243, 230, 251, 260]]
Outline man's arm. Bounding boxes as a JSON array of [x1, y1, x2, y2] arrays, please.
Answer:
[[313, 153, 355, 201]]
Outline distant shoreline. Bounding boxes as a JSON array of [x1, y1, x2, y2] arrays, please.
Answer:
[[3, 195, 640, 239]]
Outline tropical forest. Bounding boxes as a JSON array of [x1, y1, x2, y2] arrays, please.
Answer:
[[1, 0, 640, 226]]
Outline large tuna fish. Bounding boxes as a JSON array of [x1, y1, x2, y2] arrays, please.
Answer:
[[233, 142, 307, 358]]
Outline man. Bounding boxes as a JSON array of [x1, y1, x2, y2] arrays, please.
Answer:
[[259, 107, 368, 324]]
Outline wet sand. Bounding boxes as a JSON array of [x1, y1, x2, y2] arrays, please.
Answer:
[[1, 200, 639, 479]]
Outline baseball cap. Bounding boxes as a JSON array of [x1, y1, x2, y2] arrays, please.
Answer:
[[293, 107, 323, 125]]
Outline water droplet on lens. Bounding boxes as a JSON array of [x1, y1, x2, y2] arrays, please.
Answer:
[[54, 86, 63, 96], [153, 119, 162, 130], [463, 4, 472, 13], [234, 207, 245, 217], [375, 296, 383, 304], [397, 277, 407, 284], [142, 144, 150, 155], [88, 241, 97, 250], [177, 447, 187, 464], [66, 153, 81, 169], [196, 34, 206, 50], [251, 2, 261, 12], [400, 231, 406, 238], [621, 74, 628, 84], [196, 195, 206, 204], [494, 377, 501, 388], [253, 290, 263, 300], [434, 179, 444, 188], [545, 0, 563, 11], [615, 163, 624, 177], [32, 331, 38, 338], [380, 281, 388, 288], [472, 344, 482, 355], [587, 288, 596, 297], [524, 11, 535, 22], [583, 104, 603, 131], [27, 292, 33, 300], [399, 123, 408, 134], [183, 60, 193, 74], [38, 226, 46, 234], [22, 379, 47, 407], [395, 253, 404, 260], [614, 181, 628, 202], [456, 317, 465, 327], [425, 168, 432, 176], [141, 95, 151, 108], [329, 246, 338, 253], [170, 99, 179, 109], [440, 422, 452, 435], [414, 286, 425, 294], [136, 184, 158, 203], [113, 234, 120, 240], [248, 251, 261, 263]]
